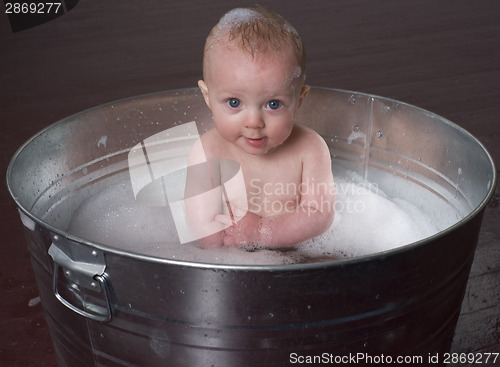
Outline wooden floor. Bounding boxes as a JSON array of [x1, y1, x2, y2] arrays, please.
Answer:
[[1, 1, 498, 366]]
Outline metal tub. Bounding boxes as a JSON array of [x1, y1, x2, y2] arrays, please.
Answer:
[[7, 87, 496, 366]]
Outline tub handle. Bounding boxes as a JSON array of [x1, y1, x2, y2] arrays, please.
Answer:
[[52, 263, 113, 322], [48, 236, 113, 322]]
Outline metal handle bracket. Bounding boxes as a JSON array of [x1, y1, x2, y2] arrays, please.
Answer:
[[48, 234, 112, 322]]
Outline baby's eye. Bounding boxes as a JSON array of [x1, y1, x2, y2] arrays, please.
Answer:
[[267, 100, 281, 110], [227, 98, 241, 108]]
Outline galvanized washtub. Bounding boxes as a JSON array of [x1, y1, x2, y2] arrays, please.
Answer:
[[7, 87, 496, 366]]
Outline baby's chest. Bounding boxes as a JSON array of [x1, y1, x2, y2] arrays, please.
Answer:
[[243, 165, 303, 216]]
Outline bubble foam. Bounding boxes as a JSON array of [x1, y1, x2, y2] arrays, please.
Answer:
[[65, 167, 456, 265], [217, 8, 262, 32], [297, 178, 439, 260]]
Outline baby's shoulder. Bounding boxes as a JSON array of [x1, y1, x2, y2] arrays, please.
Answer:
[[292, 125, 332, 177], [292, 124, 328, 150], [199, 127, 218, 143], [199, 128, 227, 155], [188, 128, 221, 164]]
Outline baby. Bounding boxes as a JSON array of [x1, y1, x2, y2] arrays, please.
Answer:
[[186, 6, 335, 248]]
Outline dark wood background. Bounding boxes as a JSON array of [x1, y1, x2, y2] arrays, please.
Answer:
[[1, 1, 499, 365]]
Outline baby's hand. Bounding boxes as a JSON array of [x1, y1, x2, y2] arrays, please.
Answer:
[[215, 211, 262, 246]]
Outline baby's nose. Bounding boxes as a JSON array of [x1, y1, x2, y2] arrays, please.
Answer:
[[244, 110, 265, 129]]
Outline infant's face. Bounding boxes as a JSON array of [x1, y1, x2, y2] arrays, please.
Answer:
[[200, 41, 308, 156]]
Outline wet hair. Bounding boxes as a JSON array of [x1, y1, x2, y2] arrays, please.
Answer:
[[203, 6, 306, 79]]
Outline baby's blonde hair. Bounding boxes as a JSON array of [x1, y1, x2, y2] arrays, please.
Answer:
[[203, 6, 306, 79]]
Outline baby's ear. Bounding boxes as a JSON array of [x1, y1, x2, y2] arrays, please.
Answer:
[[198, 80, 211, 108], [298, 85, 311, 109]]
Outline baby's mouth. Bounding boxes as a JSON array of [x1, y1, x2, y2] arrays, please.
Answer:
[[244, 136, 267, 148]]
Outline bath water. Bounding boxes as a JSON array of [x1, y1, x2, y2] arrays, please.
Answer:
[[60, 164, 463, 265]]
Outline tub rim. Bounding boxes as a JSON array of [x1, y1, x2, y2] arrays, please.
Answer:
[[6, 86, 497, 271]]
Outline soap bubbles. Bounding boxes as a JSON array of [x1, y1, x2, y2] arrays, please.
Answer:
[[64, 165, 458, 265]]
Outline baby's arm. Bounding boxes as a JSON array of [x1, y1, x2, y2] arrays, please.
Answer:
[[223, 132, 335, 247], [184, 139, 226, 248]]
